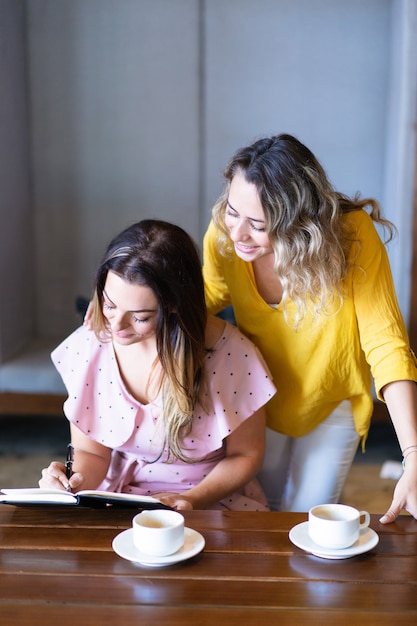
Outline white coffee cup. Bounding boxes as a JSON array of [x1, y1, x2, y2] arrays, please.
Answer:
[[132, 510, 185, 556], [308, 504, 370, 549]]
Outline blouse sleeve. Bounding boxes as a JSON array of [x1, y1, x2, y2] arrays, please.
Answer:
[[349, 211, 417, 398], [203, 220, 233, 315], [181, 323, 277, 455]]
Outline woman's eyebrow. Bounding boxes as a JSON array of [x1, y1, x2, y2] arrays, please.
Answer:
[[103, 289, 156, 314], [103, 289, 115, 305], [227, 200, 266, 224]]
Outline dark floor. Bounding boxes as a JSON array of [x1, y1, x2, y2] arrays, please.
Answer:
[[0, 413, 404, 512], [0, 414, 70, 457], [353, 418, 400, 464], [0, 413, 400, 461]]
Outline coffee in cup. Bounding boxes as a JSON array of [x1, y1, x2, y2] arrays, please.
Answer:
[[132, 509, 185, 556], [308, 503, 370, 549]]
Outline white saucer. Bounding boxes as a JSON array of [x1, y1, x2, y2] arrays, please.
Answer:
[[112, 527, 205, 567], [289, 521, 379, 559]]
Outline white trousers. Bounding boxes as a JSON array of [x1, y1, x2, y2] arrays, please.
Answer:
[[257, 401, 360, 512]]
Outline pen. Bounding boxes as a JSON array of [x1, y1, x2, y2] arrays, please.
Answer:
[[65, 444, 74, 491]]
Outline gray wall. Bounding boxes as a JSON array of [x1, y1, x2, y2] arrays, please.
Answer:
[[0, 0, 416, 371], [0, 0, 33, 362]]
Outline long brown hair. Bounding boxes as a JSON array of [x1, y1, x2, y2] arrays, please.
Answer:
[[91, 219, 208, 462]]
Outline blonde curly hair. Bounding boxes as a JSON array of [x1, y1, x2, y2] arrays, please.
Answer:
[[213, 133, 395, 326]]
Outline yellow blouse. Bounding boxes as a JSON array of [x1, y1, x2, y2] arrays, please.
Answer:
[[203, 210, 417, 440]]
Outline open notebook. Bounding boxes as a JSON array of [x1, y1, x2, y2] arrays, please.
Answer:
[[0, 488, 173, 509]]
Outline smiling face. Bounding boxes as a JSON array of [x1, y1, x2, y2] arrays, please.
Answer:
[[102, 271, 159, 346], [224, 172, 274, 262]]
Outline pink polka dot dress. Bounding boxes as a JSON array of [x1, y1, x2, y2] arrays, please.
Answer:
[[51, 323, 276, 510]]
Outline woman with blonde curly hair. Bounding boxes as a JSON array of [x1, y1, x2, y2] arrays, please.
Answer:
[[203, 133, 417, 523], [40, 219, 276, 511]]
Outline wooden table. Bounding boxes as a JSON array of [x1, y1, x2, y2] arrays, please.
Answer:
[[0, 506, 416, 625]]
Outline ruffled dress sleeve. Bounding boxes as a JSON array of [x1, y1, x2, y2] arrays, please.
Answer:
[[51, 325, 138, 447], [180, 322, 277, 457]]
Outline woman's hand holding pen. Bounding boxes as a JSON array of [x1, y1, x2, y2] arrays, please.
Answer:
[[39, 435, 111, 492], [39, 461, 83, 491], [39, 443, 75, 491], [39, 446, 85, 492]]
